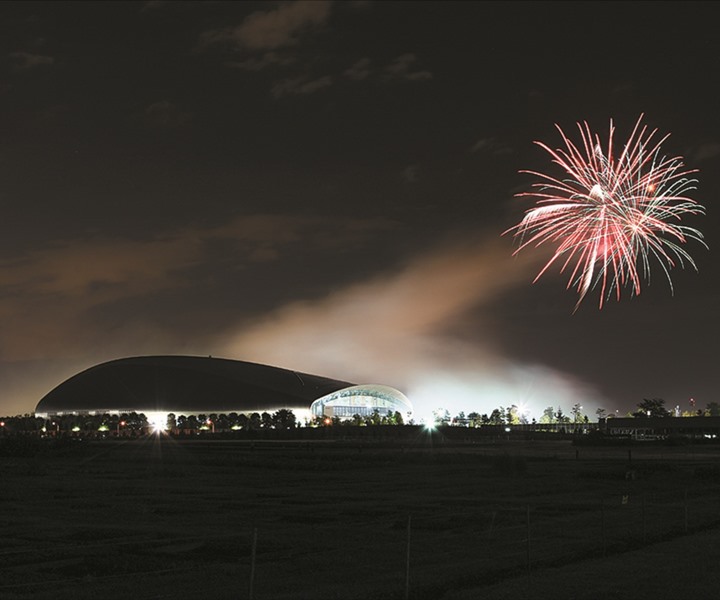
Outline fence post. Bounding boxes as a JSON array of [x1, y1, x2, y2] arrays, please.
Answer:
[[641, 495, 646, 544], [600, 497, 606, 556], [249, 526, 258, 600], [526, 504, 531, 577], [405, 514, 411, 600]]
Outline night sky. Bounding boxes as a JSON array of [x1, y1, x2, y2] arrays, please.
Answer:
[[1, 1, 718, 420]]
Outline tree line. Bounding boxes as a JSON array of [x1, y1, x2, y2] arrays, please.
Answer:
[[2, 398, 719, 436], [0, 408, 407, 435]]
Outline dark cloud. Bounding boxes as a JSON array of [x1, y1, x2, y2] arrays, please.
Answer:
[[198, 1, 332, 51], [470, 138, 513, 156], [343, 57, 371, 81], [0, 214, 396, 362], [224, 51, 296, 71], [9, 51, 54, 70], [383, 53, 432, 82], [271, 74, 333, 98], [342, 54, 432, 84]]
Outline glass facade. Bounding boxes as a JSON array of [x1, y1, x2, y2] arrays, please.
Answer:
[[310, 385, 412, 419]]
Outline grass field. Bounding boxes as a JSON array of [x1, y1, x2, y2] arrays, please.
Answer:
[[2, 432, 720, 599]]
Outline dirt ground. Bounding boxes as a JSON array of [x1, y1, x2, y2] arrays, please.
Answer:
[[2, 435, 720, 599]]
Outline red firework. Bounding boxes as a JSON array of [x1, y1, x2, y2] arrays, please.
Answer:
[[506, 115, 706, 309]]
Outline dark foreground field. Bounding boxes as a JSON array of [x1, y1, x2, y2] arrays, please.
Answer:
[[2, 433, 720, 599]]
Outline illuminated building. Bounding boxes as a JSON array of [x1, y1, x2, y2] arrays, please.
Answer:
[[34, 355, 412, 424], [310, 385, 412, 420]]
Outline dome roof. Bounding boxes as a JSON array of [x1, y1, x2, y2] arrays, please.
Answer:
[[310, 384, 413, 418], [35, 355, 354, 416]]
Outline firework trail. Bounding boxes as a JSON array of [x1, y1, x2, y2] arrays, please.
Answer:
[[506, 115, 706, 309]]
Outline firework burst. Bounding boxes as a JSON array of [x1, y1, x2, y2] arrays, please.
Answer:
[[506, 115, 706, 309]]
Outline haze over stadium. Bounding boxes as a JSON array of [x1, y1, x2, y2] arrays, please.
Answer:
[[0, 1, 717, 421]]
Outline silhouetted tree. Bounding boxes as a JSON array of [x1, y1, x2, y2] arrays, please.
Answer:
[[248, 413, 261, 430], [272, 409, 296, 429], [186, 415, 199, 431], [166, 413, 177, 431], [555, 408, 570, 424], [432, 408, 451, 426], [571, 403, 585, 424], [489, 409, 504, 425], [540, 406, 555, 424], [128, 412, 147, 432], [215, 414, 229, 431], [467, 412, 482, 427], [706, 402, 720, 417], [632, 398, 670, 418], [176, 415, 187, 431]]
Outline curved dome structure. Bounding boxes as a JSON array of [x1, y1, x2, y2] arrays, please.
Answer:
[[310, 384, 413, 420], [35, 355, 354, 418]]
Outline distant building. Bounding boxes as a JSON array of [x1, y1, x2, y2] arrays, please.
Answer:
[[34, 355, 412, 425], [602, 416, 720, 439]]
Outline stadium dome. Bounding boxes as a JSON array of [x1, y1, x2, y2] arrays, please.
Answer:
[[310, 384, 413, 420], [34, 356, 413, 424], [34, 356, 353, 419]]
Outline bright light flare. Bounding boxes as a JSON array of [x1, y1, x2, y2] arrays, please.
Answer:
[[506, 115, 706, 309], [423, 419, 436, 431], [146, 411, 168, 433]]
